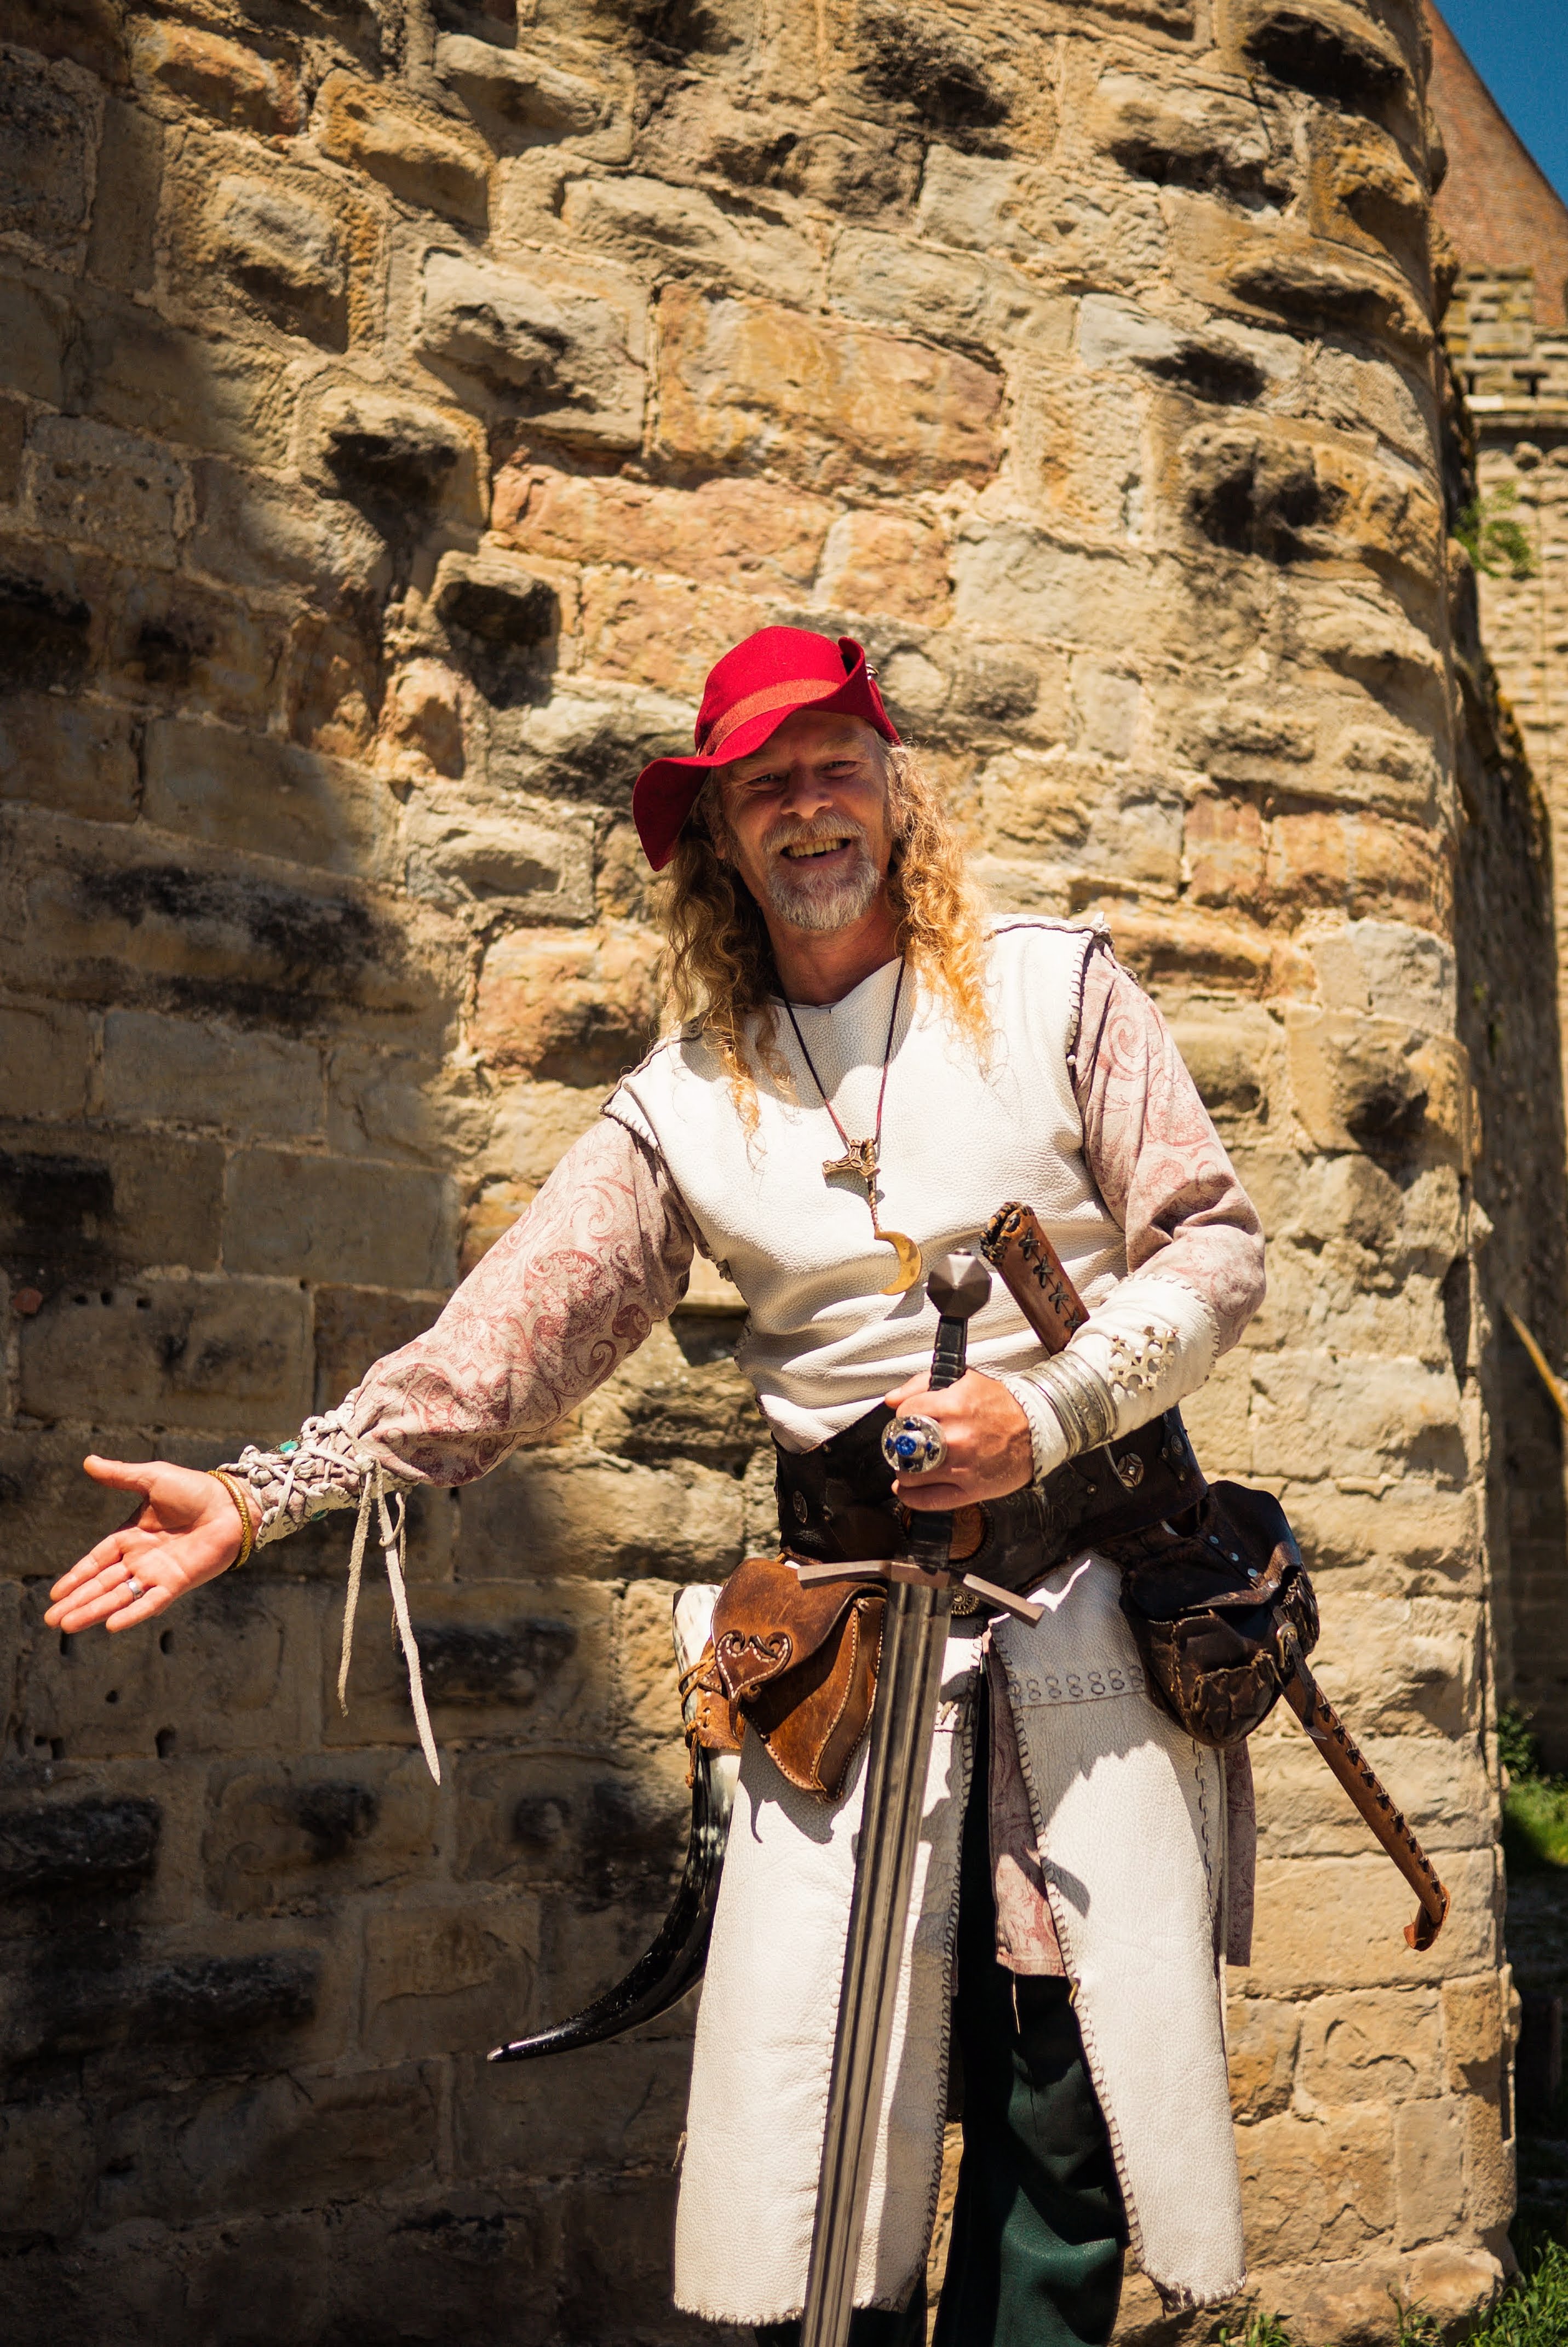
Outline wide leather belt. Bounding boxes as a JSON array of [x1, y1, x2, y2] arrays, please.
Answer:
[[773, 1400, 1207, 1593]]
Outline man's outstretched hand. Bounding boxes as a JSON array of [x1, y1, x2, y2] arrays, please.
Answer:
[[881, 1368, 1033, 1511], [45, 1459, 246, 1636]]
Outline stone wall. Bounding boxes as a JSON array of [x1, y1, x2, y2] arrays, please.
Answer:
[[0, 1, 1532, 2339], [1437, 267, 1568, 1763]]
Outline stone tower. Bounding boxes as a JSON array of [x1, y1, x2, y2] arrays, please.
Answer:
[[0, 1, 1544, 2339]]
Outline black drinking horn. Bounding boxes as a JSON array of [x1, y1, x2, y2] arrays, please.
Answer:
[[487, 1740, 738, 2063]]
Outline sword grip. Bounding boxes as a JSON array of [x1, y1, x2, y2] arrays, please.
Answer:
[[908, 1254, 990, 1572], [928, 1313, 968, 1392]]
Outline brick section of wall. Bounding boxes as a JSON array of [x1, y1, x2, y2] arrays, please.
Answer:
[[1430, 269, 1568, 1769], [0, 1, 1538, 2340]]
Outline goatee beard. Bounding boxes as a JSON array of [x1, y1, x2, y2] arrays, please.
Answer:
[[762, 816, 881, 933]]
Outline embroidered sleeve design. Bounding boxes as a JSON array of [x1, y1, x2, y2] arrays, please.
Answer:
[[1073, 949, 1266, 1356], [231, 1116, 700, 1537]]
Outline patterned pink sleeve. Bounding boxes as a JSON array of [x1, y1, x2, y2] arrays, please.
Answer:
[[346, 1115, 700, 1483], [232, 1117, 700, 1532], [1072, 945, 1266, 1355]]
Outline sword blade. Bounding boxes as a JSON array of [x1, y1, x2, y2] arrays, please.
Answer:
[[801, 1577, 954, 2347]]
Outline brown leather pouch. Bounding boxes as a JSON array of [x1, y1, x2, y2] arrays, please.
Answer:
[[1110, 1482, 1320, 1748], [683, 1553, 885, 1801]]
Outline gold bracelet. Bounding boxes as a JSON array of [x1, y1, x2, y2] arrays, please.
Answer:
[[208, 1469, 257, 1566]]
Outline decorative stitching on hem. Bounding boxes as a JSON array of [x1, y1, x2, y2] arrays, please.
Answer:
[[991, 1634, 1148, 2277]]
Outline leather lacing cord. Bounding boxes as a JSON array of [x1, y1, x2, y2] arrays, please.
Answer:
[[255, 1405, 441, 1785]]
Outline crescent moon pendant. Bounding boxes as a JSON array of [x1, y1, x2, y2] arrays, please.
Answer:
[[878, 1229, 923, 1296]]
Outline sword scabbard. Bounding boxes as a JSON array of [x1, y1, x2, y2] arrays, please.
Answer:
[[1281, 1662, 1450, 1952]]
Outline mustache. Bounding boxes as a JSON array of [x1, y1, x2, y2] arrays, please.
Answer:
[[762, 812, 871, 859]]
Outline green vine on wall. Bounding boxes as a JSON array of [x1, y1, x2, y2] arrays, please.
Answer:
[[1457, 483, 1540, 579]]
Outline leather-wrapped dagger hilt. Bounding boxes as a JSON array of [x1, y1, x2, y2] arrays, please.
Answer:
[[908, 1253, 991, 1573]]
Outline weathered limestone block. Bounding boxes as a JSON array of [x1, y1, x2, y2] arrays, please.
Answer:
[[363, 1899, 541, 2059], [434, 34, 614, 145], [0, 995, 93, 1121], [479, 1076, 607, 1192], [1285, 1006, 1472, 1168], [129, 25, 301, 139], [455, 1449, 748, 1583], [0, 44, 100, 263], [143, 718, 396, 879], [223, 1148, 455, 1291], [419, 249, 645, 450], [452, 1747, 690, 1905], [828, 227, 1073, 354], [325, 1045, 490, 1173], [407, 793, 597, 923], [188, 461, 387, 601], [0, 1115, 226, 1276], [202, 1751, 440, 1918], [578, 566, 768, 701], [1250, 1348, 1467, 1486], [1253, 1723, 1491, 1852], [316, 71, 490, 227], [326, 1579, 613, 1755], [1294, 1989, 1445, 2110], [1236, 2103, 1397, 2267], [101, 1007, 321, 1137], [561, 174, 823, 308], [656, 284, 1004, 491], [24, 414, 187, 566], [980, 748, 1185, 889], [0, 2098, 94, 2236], [492, 460, 837, 593], [487, 684, 692, 810], [1250, 1846, 1498, 1993], [67, 297, 295, 462], [19, 1276, 313, 1434], [311, 1286, 447, 1417], [814, 508, 951, 623], [1226, 1994, 1301, 2123], [456, 2037, 693, 2179], [19, 1577, 323, 1763], [583, 1325, 766, 1479], [1394, 2093, 1468, 2248], [1272, 1477, 1481, 1600], [472, 922, 659, 1084], [311, 381, 486, 532]]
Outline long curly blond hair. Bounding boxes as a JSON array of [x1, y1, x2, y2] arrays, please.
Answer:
[[656, 743, 992, 1126]]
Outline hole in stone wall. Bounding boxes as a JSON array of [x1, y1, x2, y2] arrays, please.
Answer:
[[155, 1728, 177, 1759]]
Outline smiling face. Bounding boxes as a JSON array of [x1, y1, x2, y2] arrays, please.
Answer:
[[714, 709, 895, 936]]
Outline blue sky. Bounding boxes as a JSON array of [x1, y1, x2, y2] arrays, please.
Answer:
[[1438, 1, 1568, 206]]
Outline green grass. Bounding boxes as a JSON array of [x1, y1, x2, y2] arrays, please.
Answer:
[[1203, 2237, 1568, 2341], [1502, 1776, 1568, 1874], [1498, 1702, 1568, 1875], [1212, 2316, 1295, 2347], [1465, 2236, 1568, 2345]]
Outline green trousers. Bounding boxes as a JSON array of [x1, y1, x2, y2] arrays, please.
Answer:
[[757, 1678, 1125, 2347]]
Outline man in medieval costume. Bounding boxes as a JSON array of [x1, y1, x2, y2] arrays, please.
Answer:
[[49, 626, 1265, 2345]]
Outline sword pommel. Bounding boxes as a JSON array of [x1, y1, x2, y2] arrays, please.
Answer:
[[926, 1252, 991, 1323]]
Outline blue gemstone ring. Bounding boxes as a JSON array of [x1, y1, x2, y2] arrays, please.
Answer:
[[881, 1412, 947, 1477]]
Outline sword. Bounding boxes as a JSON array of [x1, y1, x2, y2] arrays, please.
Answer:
[[800, 1250, 991, 2347]]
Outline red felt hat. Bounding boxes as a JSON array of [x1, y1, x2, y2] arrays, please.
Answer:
[[631, 626, 901, 870]]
